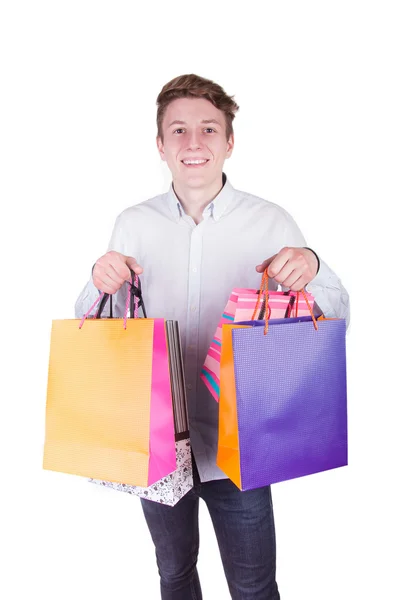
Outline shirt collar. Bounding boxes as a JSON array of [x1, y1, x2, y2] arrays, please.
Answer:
[[166, 172, 235, 223]]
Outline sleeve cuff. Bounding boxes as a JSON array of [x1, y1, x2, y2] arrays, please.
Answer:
[[306, 257, 335, 290], [303, 247, 320, 275]]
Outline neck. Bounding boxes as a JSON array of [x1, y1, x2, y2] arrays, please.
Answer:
[[173, 175, 224, 224]]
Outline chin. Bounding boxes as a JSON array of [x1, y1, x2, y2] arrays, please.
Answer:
[[176, 173, 209, 187], [186, 176, 209, 187]]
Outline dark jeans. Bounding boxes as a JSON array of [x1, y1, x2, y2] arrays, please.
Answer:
[[140, 457, 280, 599]]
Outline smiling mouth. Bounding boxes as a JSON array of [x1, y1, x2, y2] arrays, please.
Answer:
[[181, 159, 209, 167]]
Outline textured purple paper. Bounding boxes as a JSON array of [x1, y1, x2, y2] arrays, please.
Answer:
[[232, 318, 347, 490]]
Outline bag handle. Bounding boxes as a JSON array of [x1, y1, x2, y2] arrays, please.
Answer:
[[251, 269, 318, 335], [78, 270, 146, 330], [253, 288, 298, 321], [95, 273, 147, 320]]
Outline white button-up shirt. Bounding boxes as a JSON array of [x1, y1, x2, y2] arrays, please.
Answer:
[[75, 174, 350, 482]]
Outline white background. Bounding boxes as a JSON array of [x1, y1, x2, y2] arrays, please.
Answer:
[[1, 1, 397, 598]]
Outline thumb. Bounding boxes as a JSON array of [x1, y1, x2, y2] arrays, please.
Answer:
[[256, 255, 275, 273], [124, 256, 144, 276]]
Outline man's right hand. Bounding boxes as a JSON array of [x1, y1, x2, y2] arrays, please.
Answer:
[[92, 251, 143, 294]]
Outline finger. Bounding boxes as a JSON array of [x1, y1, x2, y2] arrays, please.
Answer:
[[105, 263, 126, 286], [280, 268, 305, 289], [288, 275, 309, 292], [256, 254, 277, 273], [94, 260, 126, 287], [108, 258, 133, 283], [95, 272, 122, 294], [97, 282, 119, 295], [266, 248, 294, 279], [125, 256, 144, 276]]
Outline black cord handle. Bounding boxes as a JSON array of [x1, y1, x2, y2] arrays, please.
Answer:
[[95, 270, 147, 319]]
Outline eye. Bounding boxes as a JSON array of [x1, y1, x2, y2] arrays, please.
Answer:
[[173, 128, 185, 134], [204, 128, 216, 133]]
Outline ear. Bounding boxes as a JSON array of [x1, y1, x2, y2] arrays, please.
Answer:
[[156, 135, 166, 161], [226, 133, 234, 158]]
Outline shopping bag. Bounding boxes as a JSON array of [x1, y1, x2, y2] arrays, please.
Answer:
[[217, 270, 347, 491], [201, 285, 315, 401], [90, 320, 194, 506], [90, 437, 193, 506], [43, 275, 177, 487]]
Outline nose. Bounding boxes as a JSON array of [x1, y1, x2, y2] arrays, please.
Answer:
[[186, 130, 202, 150]]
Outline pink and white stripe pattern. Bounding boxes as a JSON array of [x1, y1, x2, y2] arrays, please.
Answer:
[[201, 288, 315, 401]]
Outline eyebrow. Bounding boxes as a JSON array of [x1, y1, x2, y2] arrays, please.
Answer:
[[167, 119, 222, 128]]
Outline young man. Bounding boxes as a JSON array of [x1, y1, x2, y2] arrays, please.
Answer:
[[75, 74, 349, 600]]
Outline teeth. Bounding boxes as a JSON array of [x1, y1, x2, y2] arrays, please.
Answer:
[[183, 159, 207, 165]]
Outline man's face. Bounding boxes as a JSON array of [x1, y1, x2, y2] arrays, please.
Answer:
[[157, 97, 234, 189]]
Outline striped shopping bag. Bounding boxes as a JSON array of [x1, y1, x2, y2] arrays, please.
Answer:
[[201, 285, 315, 401]]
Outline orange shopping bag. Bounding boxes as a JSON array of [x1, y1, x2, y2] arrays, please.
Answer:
[[217, 323, 248, 489], [43, 276, 177, 487]]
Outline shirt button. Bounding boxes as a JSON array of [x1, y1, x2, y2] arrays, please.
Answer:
[[187, 384, 193, 390], [192, 267, 197, 273], [191, 306, 197, 312]]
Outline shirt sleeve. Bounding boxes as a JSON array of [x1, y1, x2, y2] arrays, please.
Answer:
[[74, 213, 129, 319], [280, 209, 350, 329]]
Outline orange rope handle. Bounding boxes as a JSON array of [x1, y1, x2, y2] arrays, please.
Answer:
[[251, 268, 268, 320], [299, 287, 318, 330], [258, 271, 318, 335]]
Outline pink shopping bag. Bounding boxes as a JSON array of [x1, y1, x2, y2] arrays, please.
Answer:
[[201, 286, 315, 401]]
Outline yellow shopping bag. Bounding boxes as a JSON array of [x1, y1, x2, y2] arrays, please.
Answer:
[[43, 279, 176, 487]]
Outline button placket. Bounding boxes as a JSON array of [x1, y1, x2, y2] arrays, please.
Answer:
[[184, 223, 204, 409]]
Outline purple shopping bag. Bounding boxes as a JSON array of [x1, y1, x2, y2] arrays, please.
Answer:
[[228, 314, 348, 490]]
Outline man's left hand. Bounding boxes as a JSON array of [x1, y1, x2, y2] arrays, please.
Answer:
[[256, 247, 318, 291]]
